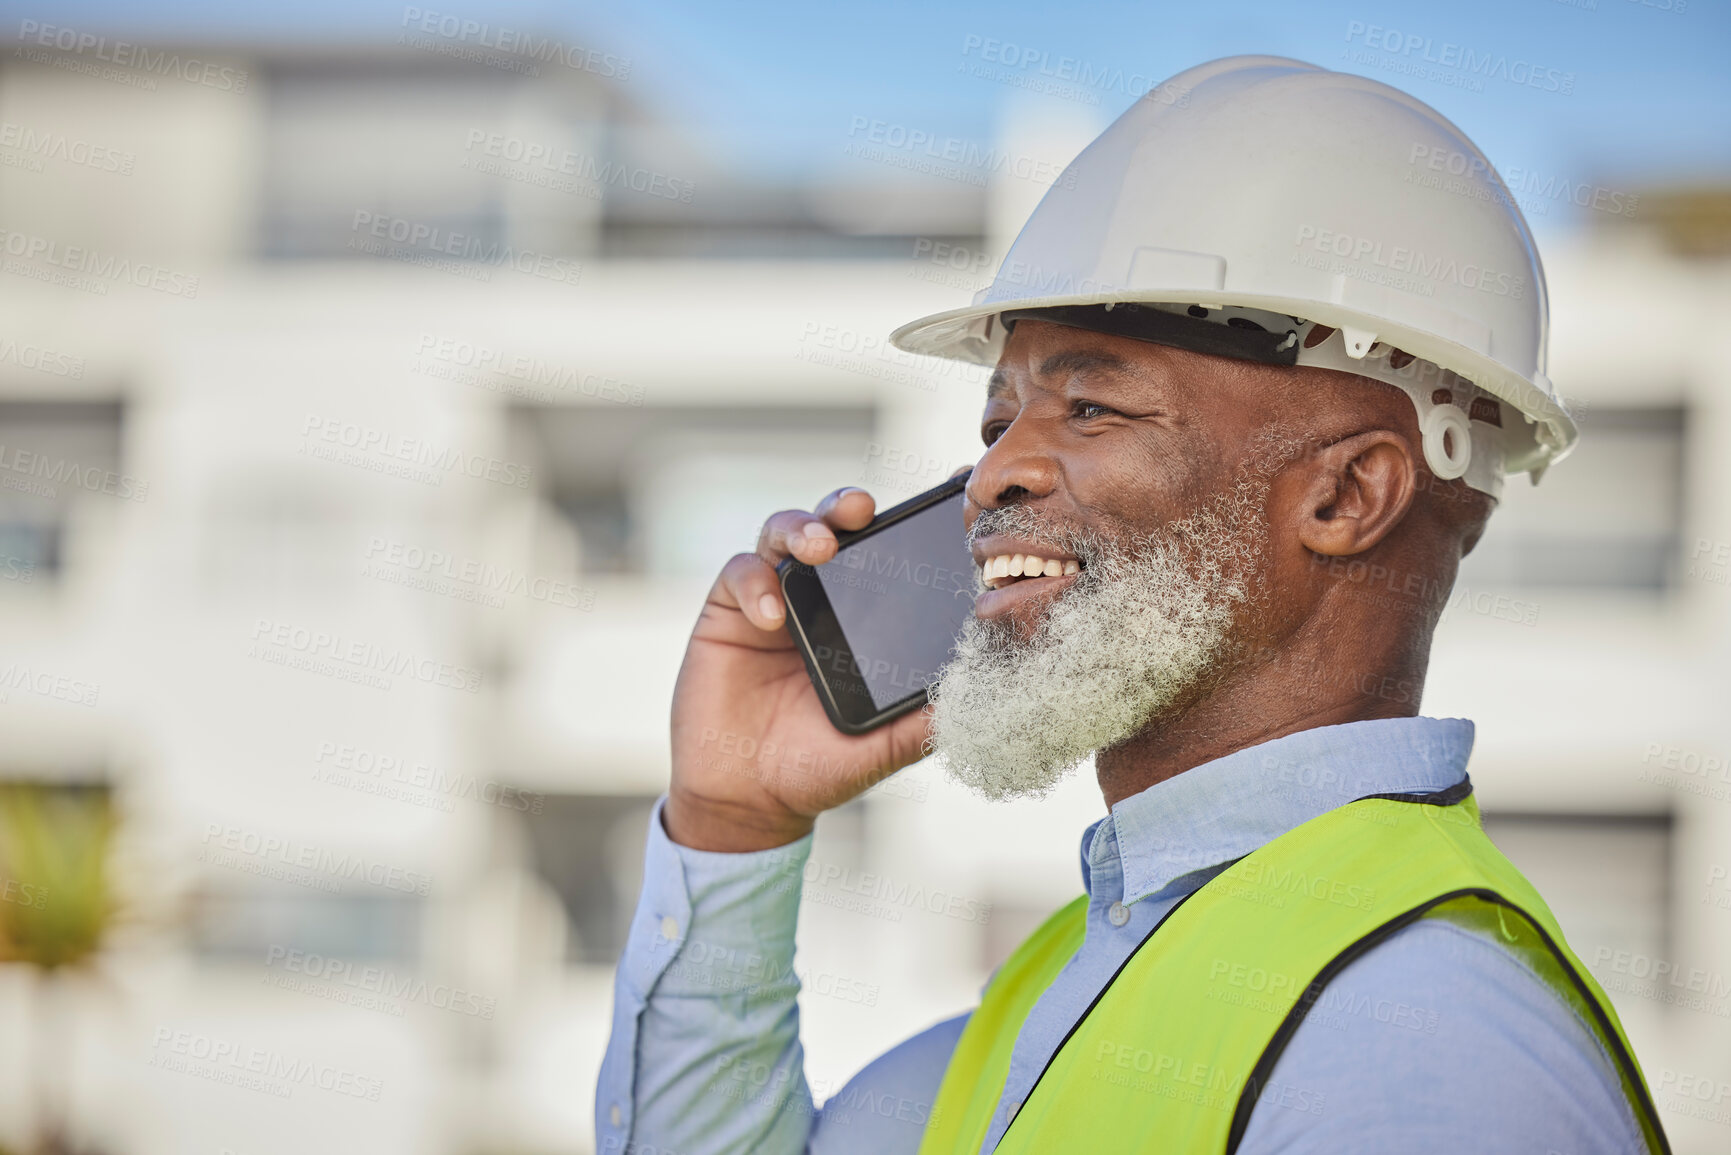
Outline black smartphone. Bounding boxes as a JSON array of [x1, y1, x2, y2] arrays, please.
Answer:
[[777, 471, 975, 735]]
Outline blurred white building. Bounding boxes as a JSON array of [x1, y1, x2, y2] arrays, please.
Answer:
[[0, 28, 1726, 1155]]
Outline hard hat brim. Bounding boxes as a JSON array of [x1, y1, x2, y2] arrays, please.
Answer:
[[890, 291, 1577, 476]]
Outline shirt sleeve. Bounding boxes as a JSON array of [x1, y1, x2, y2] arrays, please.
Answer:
[[808, 1012, 970, 1154], [1236, 916, 1649, 1155], [595, 795, 819, 1155]]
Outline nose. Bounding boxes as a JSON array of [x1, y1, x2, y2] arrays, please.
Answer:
[[965, 417, 1060, 513]]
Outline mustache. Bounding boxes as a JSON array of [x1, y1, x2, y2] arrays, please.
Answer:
[[967, 505, 1129, 572]]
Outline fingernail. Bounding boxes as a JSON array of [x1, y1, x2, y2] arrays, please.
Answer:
[[787, 531, 805, 551], [803, 522, 831, 544], [758, 594, 783, 622]]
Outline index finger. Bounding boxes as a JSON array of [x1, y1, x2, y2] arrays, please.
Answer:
[[814, 486, 877, 531], [753, 488, 877, 570]]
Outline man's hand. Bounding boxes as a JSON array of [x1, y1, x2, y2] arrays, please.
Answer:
[[665, 487, 938, 852]]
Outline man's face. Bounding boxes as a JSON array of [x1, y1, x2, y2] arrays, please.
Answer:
[[928, 320, 1296, 800]]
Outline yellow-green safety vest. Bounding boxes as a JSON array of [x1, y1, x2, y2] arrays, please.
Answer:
[[919, 785, 1669, 1154]]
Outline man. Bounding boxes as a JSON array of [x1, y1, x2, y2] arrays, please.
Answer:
[[597, 57, 1669, 1153]]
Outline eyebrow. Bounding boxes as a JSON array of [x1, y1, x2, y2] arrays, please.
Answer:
[[987, 348, 1131, 399]]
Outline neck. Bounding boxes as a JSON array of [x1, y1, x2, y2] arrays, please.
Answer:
[[1093, 612, 1433, 810]]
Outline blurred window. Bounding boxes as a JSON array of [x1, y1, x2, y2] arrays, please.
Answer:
[[260, 63, 524, 259], [1461, 406, 1685, 590], [519, 793, 657, 966], [199, 468, 360, 597], [0, 400, 126, 582], [512, 404, 874, 578], [1480, 811, 1671, 970], [191, 888, 422, 964]]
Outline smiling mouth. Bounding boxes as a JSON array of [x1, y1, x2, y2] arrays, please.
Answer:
[[980, 552, 1082, 590]]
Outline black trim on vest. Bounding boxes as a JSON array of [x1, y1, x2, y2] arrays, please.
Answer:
[[1000, 882, 1211, 1139], [1223, 885, 1671, 1155], [998, 784, 1472, 1144], [1001, 304, 1301, 366], [992, 780, 1668, 1154], [1355, 775, 1475, 807]]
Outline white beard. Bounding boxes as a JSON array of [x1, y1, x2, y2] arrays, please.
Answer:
[[928, 480, 1270, 802]]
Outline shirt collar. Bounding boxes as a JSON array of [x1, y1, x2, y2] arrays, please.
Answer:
[[1078, 716, 1474, 904]]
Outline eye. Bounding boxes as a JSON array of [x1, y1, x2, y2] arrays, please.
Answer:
[[982, 421, 1009, 446], [1073, 400, 1115, 420]]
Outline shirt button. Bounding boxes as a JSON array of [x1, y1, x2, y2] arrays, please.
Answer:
[[1108, 901, 1130, 927], [609, 1103, 622, 1127], [659, 915, 679, 940]]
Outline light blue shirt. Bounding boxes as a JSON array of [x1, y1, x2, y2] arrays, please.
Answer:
[[596, 717, 1647, 1154]]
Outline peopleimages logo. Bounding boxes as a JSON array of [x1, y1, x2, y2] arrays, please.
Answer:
[[413, 334, 645, 406], [759, 852, 993, 926], [0, 227, 200, 298], [1222, 858, 1378, 913], [398, 7, 631, 79], [148, 1027, 383, 1101], [460, 130, 693, 203], [859, 440, 974, 498], [248, 617, 485, 695], [1343, 22, 1575, 96], [1589, 945, 1731, 1016], [0, 122, 135, 175], [1407, 144, 1639, 219], [313, 740, 545, 815], [1292, 224, 1526, 299], [0, 335, 85, 378], [300, 414, 534, 489], [199, 823, 435, 896], [263, 945, 497, 1019], [0, 442, 147, 502], [0, 663, 101, 708], [15, 20, 250, 92], [843, 116, 1077, 190], [957, 34, 1193, 108], [1, 874, 47, 910], [347, 211, 581, 287], [363, 536, 594, 611]]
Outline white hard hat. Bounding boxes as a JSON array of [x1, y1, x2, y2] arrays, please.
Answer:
[[891, 55, 1576, 498]]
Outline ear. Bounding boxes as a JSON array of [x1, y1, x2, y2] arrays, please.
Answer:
[[1295, 431, 1418, 557]]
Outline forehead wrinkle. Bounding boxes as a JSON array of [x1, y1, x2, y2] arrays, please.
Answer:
[[987, 346, 1132, 400], [1038, 348, 1130, 379]]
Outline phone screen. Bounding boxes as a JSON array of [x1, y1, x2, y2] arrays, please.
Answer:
[[814, 490, 975, 710]]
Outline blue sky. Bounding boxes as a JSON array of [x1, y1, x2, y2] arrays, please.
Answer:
[[9, 0, 1726, 207]]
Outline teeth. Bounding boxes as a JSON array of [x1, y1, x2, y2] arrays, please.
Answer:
[[979, 552, 1082, 589]]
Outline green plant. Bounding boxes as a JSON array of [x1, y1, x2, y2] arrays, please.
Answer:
[[0, 781, 118, 1155]]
